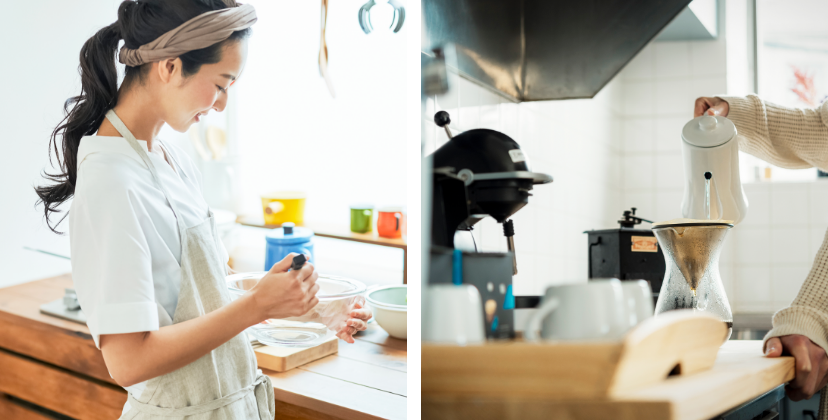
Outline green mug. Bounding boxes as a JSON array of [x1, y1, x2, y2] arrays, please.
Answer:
[[350, 205, 374, 233]]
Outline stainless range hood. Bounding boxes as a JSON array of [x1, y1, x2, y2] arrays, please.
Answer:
[[423, 0, 693, 101]]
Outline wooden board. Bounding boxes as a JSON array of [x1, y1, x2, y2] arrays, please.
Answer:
[[422, 341, 795, 420], [423, 310, 728, 399], [253, 335, 338, 372]]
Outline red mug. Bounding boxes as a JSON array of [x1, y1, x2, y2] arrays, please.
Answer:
[[377, 207, 404, 239]]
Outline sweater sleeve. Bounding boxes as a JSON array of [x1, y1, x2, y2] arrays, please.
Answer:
[[717, 95, 828, 353], [717, 94, 828, 170], [762, 229, 828, 355]]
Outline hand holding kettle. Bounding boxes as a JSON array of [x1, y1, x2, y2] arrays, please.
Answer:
[[694, 96, 730, 118]]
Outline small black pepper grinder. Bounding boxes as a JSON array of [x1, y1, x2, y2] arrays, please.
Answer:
[[290, 254, 307, 271]]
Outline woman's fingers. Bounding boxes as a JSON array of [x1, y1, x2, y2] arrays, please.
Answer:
[[785, 337, 814, 391], [804, 347, 828, 397], [787, 386, 807, 401], [337, 327, 356, 343], [269, 252, 301, 273], [347, 318, 368, 331], [802, 353, 822, 397], [350, 308, 372, 320], [694, 97, 713, 118], [693, 97, 729, 118], [765, 337, 783, 357]]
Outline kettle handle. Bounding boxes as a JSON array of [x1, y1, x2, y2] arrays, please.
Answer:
[[524, 297, 560, 341]]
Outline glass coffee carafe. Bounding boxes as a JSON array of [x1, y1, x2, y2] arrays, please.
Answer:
[[653, 221, 733, 340]]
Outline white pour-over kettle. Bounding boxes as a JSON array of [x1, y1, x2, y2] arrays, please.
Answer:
[[680, 115, 748, 224]]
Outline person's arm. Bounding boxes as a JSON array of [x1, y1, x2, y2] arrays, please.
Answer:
[[759, 227, 828, 401], [696, 96, 828, 401], [102, 291, 259, 387], [695, 95, 828, 170], [100, 254, 319, 387], [763, 227, 828, 355]]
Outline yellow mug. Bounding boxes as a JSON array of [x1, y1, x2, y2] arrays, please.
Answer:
[[261, 192, 306, 226]]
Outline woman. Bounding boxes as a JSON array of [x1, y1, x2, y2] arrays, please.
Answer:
[[34, 1, 371, 418], [696, 95, 828, 411]]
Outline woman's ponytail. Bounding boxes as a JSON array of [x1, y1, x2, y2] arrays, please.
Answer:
[[35, 18, 122, 234]]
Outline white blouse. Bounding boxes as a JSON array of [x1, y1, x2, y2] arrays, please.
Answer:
[[69, 135, 228, 349]]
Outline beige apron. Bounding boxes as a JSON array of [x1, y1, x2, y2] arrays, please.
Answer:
[[104, 110, 275, 420]]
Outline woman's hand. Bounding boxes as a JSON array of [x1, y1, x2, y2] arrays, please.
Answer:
[[765, 335, 828, 400], [251, 253, 319, 322], [694, 97, 730, 118], [335, 298, 372, 344]]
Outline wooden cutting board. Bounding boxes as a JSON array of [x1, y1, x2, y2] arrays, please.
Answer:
[[422, 310, 729, 399], [252, 335, 338, 372]]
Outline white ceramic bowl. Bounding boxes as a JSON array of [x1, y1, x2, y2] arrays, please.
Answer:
[[365, 285, 407, 339]]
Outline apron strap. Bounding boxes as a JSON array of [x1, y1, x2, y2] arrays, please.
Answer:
[[104, 109, 188, 234]]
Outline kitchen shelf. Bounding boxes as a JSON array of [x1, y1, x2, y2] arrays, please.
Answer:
[[236, 215, 407, 283]]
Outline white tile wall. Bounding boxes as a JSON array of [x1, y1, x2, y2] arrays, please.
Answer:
[[736, 266, 771, 304], [654, 42, 692, 78], [771, 265, 809, 308], [654, 117, 686, 153], [729, 181, 828, 312]]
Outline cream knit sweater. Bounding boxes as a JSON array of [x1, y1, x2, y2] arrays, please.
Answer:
[[720, 94, 828, 412]]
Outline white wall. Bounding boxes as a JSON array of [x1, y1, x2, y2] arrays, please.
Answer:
[[234, 0, 408, 225], [725, 181, 828, 313], [0, 1, 121, 287], [424, 71, 624, 296]]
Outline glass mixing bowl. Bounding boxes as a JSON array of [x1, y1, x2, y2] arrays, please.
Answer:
[[227, 272, 367, 347]]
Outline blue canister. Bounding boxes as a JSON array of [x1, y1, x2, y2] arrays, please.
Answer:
[[264, 222, 315, 271]]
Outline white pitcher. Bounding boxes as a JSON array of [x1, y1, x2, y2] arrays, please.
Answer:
[[680, 115, 748, 224]]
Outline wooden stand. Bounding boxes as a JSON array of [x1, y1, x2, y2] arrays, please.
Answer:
[[253, 335, 338, 372], [422, 311, 795, 420], [423, 310, 728, 399]]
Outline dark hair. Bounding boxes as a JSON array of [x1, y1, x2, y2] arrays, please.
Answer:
[[35, 0, 251, 234]]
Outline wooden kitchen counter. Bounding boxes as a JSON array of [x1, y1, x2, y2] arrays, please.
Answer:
[[0, 274, 406, 420], [423, 340, 795, 420]]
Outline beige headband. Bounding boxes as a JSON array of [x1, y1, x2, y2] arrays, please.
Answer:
[[118, 3, 257, 67]]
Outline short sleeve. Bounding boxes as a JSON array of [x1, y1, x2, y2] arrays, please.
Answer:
[[70, 165, 159, 349]]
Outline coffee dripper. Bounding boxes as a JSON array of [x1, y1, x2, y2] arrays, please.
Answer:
[[652, 221, 734, 340]]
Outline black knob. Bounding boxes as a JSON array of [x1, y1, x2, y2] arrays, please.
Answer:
[[502, 219, 515, 237], [434, 111, 451, 127], [291, 254, 307, 271], [704, 172, 712, 180]]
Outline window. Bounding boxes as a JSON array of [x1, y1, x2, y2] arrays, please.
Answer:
[[740, 0, 828, 182]]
